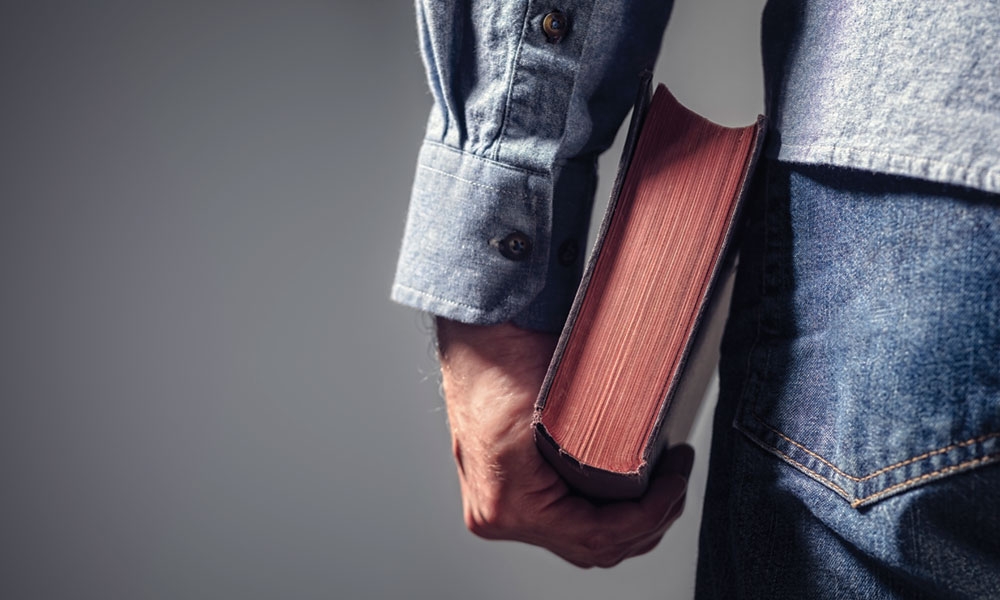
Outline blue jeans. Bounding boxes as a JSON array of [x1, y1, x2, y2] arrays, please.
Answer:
[[696, 162, 1000, 599]]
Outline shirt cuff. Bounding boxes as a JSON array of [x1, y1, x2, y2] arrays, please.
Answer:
[[391, 141, 594, 332]]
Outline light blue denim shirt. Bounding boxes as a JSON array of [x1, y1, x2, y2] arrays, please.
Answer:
[[392, 0, 1000, 332]]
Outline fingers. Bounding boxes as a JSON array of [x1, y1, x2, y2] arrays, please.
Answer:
[[663, 443, 696, 481], [437, 323, 699, 571], [598, 444, 695, 538], [462, 466, 691, 568], [519, 445, 695, 568], [624, 487, 689, 560], [585, 445, 695, 566]]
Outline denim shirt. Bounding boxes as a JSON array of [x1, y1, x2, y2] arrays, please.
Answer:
[[392, 0, 1000, 332]]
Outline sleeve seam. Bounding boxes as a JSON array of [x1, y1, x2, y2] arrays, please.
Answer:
[[393, 283, 493, 312], [421, 140, 549, 177], [416, 165, 509, 194], [492, 1, 533, 162]]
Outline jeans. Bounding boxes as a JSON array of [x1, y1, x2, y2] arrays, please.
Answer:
[[696, 161, 1000, 599]]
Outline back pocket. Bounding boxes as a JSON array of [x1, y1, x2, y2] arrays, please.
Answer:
[[731, 164, 1000, 508]]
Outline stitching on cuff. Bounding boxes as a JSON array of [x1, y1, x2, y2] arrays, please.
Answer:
[[393, 283, 491, 312], [421, 140, 548, 177], [416, 165, 508, 194]]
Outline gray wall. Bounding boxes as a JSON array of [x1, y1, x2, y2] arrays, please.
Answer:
[[0, 2, 763, 598]]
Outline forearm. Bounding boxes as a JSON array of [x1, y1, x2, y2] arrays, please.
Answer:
[[397, 2, 689, 568]]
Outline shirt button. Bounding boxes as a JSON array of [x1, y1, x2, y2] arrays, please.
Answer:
[[542, 10, 569, 42], [557, 239, 579, 266], [495, 231, 533, 261]]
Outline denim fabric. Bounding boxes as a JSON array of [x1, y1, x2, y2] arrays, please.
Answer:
[[763, 1, 1000, 195], [393, 1, 1000, 331], [392, 0, 672, 331], [696, 161, 1000, 599], [395, 1, 1000, 594]]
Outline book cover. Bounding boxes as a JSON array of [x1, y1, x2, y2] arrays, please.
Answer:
[[533, 78, 766, 500]]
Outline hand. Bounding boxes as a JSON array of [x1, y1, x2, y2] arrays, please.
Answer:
[[436, 317, 695, 569]]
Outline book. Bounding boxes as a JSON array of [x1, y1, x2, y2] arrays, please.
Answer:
[[533, 79, 766, 500]]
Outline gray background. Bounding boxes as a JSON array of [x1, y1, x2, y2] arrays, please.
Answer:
[[0, 2, 763, 598]]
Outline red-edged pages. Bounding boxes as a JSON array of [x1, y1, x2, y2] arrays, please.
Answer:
[[533, 82, 766, 500]]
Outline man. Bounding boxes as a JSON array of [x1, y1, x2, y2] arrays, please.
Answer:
[[393, 2, 1000, 597]]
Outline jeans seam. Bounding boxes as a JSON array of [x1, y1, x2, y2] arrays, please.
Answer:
[[736, 162, 1000, 508], [744, 433, 853, 502], [745, 428, 1000, 508], [855, 453, 1000, 506], [750, 411, 1000, 483]]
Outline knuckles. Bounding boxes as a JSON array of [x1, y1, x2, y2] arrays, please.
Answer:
[[579, 533, 627, 569], [592, 555, 624, 569], [579, 530, 615, 556], [464, 499, 514, 540], [462, 498, 640, 570]]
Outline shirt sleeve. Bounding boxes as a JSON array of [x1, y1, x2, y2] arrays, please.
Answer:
[[391, 0, 673, 332]]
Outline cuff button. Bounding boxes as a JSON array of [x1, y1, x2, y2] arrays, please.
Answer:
[[494, 231, 533, 261], [542, 11, 569, 42]]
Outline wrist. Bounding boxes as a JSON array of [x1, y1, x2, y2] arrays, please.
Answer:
[[435, 317, 558, 374]]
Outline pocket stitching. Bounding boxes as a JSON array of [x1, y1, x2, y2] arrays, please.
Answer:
[[855, 453, 1000, 506], [744, 368, 1000, 506], [734, 164, 1000, 508], [751, 410, 1000, 483]]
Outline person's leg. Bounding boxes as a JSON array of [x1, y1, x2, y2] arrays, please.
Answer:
[[696, 161, 1000, 599]]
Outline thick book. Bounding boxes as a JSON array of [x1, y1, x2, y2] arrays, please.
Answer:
[[533, 81, 766, 500]]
